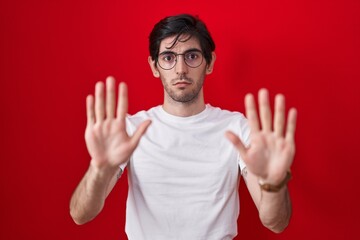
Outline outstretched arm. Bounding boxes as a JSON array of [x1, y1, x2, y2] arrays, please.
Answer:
[[226, 89, 297, 233], [69, 76, 151, 225]]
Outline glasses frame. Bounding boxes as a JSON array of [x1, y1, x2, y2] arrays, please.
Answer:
[[157, 49, 204, 70]]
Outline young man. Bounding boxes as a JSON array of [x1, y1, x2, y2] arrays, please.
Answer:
[[70, 14, 297, 239]]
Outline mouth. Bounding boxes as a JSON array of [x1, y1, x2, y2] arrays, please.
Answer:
[[172, 76, 192, 86], [172, 81, 192, 88], [173, 80, 191, 85]]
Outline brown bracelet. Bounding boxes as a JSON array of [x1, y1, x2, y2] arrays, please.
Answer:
[[258, 170, 292, 192]]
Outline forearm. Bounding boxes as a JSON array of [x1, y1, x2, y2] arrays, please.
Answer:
[[69, 161, 118, 225], [258, 187, 292, 233], [244, 168, 292, 233]]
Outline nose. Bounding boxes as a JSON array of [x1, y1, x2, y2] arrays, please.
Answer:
[[175, 55, 188, 75]]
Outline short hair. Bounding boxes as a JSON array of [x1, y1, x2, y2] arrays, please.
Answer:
[[149, 14, 216, 66]]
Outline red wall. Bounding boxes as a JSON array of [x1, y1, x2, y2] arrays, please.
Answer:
[[1, 0, 359, 239]]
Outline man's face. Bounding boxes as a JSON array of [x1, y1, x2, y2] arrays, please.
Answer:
[[150, 35, 214, 104]]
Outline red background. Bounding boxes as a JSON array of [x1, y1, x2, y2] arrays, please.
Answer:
[[1, 0, 359, 239]]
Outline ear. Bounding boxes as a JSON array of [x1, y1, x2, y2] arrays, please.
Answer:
[[206, 52, 216, 75], [148, 56, 160, 78]]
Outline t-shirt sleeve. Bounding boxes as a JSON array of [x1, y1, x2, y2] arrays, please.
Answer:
[[122, 111, 151, 171], [238, 116, 250, 174], [118, 114, 135, 171]]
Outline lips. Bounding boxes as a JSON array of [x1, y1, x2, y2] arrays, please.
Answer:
[[172, 81, 191, 89], [172, 77, 192, 86], [173, 81, 191, 86]]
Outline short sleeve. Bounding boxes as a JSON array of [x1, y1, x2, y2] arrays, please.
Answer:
[[237, 116, 250, 174]]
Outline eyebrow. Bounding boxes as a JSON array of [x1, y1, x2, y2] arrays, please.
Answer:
[[159, 48, 202, 55]]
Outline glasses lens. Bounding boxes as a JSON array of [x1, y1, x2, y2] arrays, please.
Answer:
[[184, 51, 203, 68], [158, 53, 176, 70]]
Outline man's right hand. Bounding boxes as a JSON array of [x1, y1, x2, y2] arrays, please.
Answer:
[[84, 76, 151, 172]]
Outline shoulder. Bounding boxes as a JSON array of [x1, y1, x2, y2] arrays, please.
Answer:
[[125, 106, 161, 131], [127, 106, 161, 121], [207, 104, 250, 141], [206, 104, 247, 123]]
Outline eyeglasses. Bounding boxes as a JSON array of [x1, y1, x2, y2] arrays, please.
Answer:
[[157, 49, 204, 70]]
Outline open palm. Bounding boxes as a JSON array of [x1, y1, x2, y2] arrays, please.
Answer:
[[226, 89, 297, 184], [85, 77, 151, 170]]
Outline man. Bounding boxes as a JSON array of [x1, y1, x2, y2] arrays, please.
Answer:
[[70, 14, 297, 239]]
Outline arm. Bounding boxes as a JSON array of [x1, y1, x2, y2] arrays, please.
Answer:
[[226, 89, 297, 233], [69, 162, 120, 225], [69, 76, 151, 225], [243, 167, 292, 233]]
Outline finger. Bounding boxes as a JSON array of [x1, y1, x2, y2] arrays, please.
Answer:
[[225, 131, 247, 160], [95, 82, 105, 122], [106, 76, 116, 119], [285, 108, 297, 142], [117, 82, 128, 119], [274, 94, 285, 137], [86, 95, 95, 126], [245, 93, 260, 133], [130, 120, 152, 147], [258, 88, 272, 132]]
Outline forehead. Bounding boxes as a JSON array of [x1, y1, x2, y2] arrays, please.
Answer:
[[159, 35, 201, 53]]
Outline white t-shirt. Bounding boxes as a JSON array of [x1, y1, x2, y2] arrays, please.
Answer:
[[124, 104, 250, 240]]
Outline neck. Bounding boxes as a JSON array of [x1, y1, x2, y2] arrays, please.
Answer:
[[162, 91, 206, 117]]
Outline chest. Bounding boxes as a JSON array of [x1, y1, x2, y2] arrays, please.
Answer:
[[128, 121, 240, 196]]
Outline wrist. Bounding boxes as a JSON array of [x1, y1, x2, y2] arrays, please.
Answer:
[[89, 159, 119, 180], [258, 170, 292, 193]]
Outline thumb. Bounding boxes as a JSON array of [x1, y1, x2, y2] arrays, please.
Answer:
[[225, 131, 247, 160], [130, 119, 152, 148]]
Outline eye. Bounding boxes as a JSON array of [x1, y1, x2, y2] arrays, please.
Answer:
[[185, 51, 200, 61], [160, 53, 176, 62]]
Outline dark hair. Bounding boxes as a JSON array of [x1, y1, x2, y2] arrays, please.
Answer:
[[149, 14, 215, 66]]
